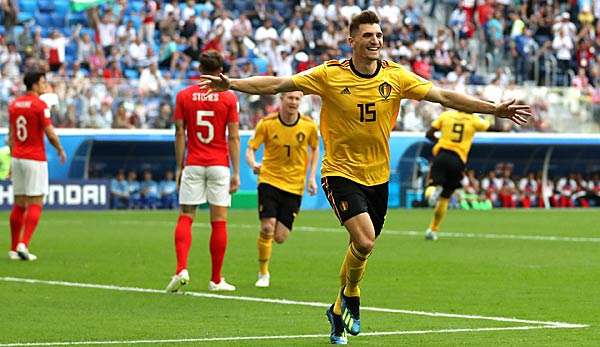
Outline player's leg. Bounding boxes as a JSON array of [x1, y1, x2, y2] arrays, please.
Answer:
[[8, 195, 26, 260], [427, 152, 464, 241], [206, 166, 235, 291], [16, 159, 48, 260], [256, 217, 275, 287], [166, 166, 203, 293], [322, 176, 384, 337], [272, 189, 301, 244]]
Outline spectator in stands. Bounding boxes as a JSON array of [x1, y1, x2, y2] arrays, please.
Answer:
[[197, 9, 213, 39], [159, 170, 177, 209], [42, 30, 70, 72], [159, 11, 179, 39], [74, 27, 95, 71], [140, 170, 159, 209], [153, 103, 173, 129], [93, 8, 117, 57], [0, 42, 21, 78], [142, 0, 157, 43], [281, 21, 304, 51], [230, 12, 252, 58], [127, 36, 148, 69], [481, 170, 502, 206], [255, 18, 279, 57], [117, 19, 138, 42], [139, 62, 165, 97], [1, 0, 18, 44], [127, 170, 141, 209], [518, 172, 538, 208], [110, 170, 129, 209], [512, 27, 538, 84], [114, 102, 135, 129], [552, 28, 574, 85], [158, 34, 188, 78], [557, 173, 577, 207]]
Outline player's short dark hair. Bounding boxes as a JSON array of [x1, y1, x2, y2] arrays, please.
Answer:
[[349, 10, 380, 37], [199, 50, 224, 74], [23, 71, 46, 91]]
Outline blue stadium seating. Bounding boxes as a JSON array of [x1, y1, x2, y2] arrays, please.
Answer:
[[35, 13, 53, 29], [17, 12, 34, 23], [130, 1, 144, 13], [18, 0, 37, 13], [51, 13, 67, 28], [37, 0, 55, 13], [54, 0, 70, 14], [124, 69, 140, 79]]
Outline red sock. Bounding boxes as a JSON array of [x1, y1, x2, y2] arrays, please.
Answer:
[[174, 215, 193, 274], [209, 220, 227, 284], [21, 204, 42, 246], [9, 205, 26, 251]]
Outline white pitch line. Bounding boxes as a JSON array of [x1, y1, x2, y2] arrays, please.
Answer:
[[0, 325, 581, 346], [1, 219, 596, 243], [0, 277, 587, 329]]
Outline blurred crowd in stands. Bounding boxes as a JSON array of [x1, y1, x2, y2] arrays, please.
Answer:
[[451, 163, 600, 209], [110, 168, 177, 209], [0, 0, 599, 131]]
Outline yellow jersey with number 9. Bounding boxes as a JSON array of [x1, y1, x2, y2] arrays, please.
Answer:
[[291, 59, 432, 186], [248, 113, 319, 195], [431, 110, 490, 163]]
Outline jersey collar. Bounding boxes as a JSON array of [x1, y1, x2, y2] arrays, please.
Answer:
[[349, 59, 381, 79], [278, 112, 300, 127]]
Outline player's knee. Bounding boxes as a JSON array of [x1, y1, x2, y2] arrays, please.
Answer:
[[260, 223, 274, 236], [354, 237, 374, 254], [273, 231, 288, 244]]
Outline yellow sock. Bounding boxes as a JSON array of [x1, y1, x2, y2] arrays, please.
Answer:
[[429, 197, 449, 231], [333, 248, 349, 315], [257, 233, 273, 275], [342, 242, 369, 298]]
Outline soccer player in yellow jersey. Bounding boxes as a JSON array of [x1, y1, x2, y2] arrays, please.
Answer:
[[246, 91, 319, 288], [424, 110, 490, 241], [199, 10, 531, 345]]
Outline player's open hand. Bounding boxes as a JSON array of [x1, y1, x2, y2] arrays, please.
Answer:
[[58, 149, 67, 164], [494, 99, 532, 125], [252, 163, 261, 175], [307, 178, 317, 196], [229, 174, 240, 194], [198, 73, 230, 94]]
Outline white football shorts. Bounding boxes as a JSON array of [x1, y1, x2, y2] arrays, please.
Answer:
[[179, 165, 231, 206], [11, 158, 49, 196]]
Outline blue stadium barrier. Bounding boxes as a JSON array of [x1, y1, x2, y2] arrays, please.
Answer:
[[0, 130, 598, 210]]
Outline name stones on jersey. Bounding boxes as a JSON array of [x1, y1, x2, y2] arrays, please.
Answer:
[[192, 92, 219, 102]]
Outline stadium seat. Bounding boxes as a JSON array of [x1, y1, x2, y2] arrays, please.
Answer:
[[68, 11, 88, 26], [54, 0, 70, 14], [51, 13, 67, 28], [130, 1, 144, 13], [18, 0, 37, 13], [124, 69, 139, 79], [17, 12, 34, 23], [37, 0, 55, 13], [35, 13, 53, 28]]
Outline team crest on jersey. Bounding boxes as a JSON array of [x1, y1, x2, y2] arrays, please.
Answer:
[[378, 82, 392, 100], [296, 132, 305, 144]]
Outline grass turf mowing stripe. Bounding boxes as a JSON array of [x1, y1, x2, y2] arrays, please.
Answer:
[[0, 325, 581, 346], [0, 277, 588, 329]]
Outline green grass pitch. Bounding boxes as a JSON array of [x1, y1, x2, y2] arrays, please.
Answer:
[[1, 209, 599, 346]]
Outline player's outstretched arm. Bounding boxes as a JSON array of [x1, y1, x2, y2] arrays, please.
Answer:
[[245, 147, 261, 174], [199, 74, 299, 95], [307, 145, 319, 196], [423, 86, 532, 125], [44, 125, 66, 164], [227, 122, 241, 194], [174, 120, 186, 189]]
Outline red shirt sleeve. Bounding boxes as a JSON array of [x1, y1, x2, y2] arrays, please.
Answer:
[[174, 91, 184, 121], [39, 100, 52, 128], [227, 93, 239, 124]]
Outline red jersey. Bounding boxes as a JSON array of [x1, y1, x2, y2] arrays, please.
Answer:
[[174, 85, 239, 167], [8, 92, 52, 161]]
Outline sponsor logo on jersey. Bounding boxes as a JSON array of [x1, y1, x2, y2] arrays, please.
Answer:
[[341, 87, 351, 95]]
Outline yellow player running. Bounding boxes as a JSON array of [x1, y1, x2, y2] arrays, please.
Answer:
[[199, 10, 531, 345], [424, 110, 490, 241], [246, 91, 319, 288]]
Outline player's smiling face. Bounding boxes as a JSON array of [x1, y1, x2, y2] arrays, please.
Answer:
[[349, 23, 383, 62]]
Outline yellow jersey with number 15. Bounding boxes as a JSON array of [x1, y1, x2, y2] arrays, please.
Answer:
[[431, 110, 490, 163], [291, 59, 432, 186], [248, 113, 319, 196]]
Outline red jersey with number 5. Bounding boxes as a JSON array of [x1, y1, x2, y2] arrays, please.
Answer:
[[174, 85, 239, 167], [8, 92, 52, 161]]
